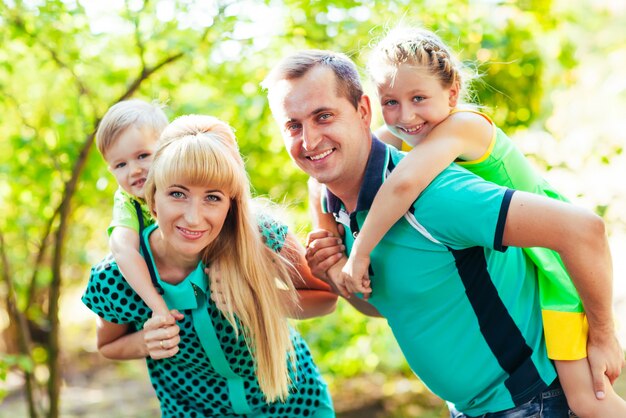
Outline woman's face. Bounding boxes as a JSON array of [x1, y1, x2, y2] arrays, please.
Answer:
[[153, 180, 231, 261]]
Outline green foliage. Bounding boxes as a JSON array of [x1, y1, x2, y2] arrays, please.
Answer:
[[1, 0, 624, 414]]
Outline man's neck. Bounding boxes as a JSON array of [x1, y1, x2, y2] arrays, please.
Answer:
[[327, 180, 360, 214]]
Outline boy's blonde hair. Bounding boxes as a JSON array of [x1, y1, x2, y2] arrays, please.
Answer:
[[144, 115, 299, 402], [96, 99, 168, 158], [367, 27, 473, 101]]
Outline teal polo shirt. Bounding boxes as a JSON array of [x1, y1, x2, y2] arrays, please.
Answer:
[[323, 137, 556, 415]]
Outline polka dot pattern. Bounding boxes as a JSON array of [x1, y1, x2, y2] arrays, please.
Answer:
[[82, 218, 334, 417]]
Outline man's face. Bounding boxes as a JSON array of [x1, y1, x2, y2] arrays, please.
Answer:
[[268, 66, 372, 192]]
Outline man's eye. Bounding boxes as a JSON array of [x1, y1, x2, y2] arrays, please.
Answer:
[[318, 113, 331, 121], [286, 124, 301, 133]]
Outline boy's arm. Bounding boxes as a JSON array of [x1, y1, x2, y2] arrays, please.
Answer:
[[503, 191, 623, 397], [109, 227, 170, 316]]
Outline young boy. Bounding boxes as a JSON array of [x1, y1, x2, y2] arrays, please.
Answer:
[[95, 99, 172, 322]]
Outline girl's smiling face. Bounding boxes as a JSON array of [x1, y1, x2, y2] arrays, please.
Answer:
[[378, 63, 458, 147]]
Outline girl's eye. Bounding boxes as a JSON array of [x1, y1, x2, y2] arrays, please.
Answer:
[[412, 96, 425, 103], [170, 191, 185, 199], [138, 153, 151, 160], [114, 162, 126, 169]]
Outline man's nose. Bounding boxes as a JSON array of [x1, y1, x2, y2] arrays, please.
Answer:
[[302, 124, 322, 151]]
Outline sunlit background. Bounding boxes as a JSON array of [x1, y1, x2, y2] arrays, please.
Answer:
[[1, 0, 625, 416]]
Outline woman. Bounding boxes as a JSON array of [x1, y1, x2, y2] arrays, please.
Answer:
[[82, 114, 337, 417]]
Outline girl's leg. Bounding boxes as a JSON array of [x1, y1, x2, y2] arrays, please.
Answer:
[[555, 359, 626, 418]]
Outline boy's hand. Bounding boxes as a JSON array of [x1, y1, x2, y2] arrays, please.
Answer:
[[342, 253, 372, 300]]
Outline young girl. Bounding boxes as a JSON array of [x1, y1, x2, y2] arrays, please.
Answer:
[[333, 27, 626, 416]]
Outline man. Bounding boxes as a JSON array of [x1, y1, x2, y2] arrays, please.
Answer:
[[262, 50, 623, 416]]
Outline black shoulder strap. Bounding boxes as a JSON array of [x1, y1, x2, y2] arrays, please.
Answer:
[[132, 200, 159, 287]]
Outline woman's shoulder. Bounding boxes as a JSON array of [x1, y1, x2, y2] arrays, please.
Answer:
[[82, 255, 149, 324], [252, 201, 290, 252]]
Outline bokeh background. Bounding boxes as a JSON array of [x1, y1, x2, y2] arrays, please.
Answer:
[[1, 0, 625, 416]]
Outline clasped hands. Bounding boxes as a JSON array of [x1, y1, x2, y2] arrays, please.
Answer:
[[305, 228, 372, 300]]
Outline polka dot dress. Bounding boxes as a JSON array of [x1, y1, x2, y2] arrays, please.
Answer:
[[82, 218, 334, 418]]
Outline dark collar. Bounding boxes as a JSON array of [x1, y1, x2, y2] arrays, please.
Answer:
[[325, 134, 389, 215]]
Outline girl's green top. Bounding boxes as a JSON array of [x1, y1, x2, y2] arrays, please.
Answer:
[[403, 108, 586, 360]]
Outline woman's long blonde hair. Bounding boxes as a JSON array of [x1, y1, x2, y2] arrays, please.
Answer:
[[144, 114, 299, 402]]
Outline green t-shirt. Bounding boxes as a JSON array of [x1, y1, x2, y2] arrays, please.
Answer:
[[323, 138, 556, 416], [107, 188, 154, 236]]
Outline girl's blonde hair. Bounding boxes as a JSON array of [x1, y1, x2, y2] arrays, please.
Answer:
[[144, 114, 298, 402], [367, 27, 474, 101]]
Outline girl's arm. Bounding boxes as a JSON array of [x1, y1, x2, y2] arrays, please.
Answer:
[[343, 114, 492, 294], [109, 227, 171, 317]]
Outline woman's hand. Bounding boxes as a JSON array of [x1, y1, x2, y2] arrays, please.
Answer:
[[143, 310, 184, 359]]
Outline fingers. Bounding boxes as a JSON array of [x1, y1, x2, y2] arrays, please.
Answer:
[[149, 333, 181, 360], [344, 276, 372, 300], [306, 229, 335, 247], [305, 237, 344, 266], [143, 315, 181, 359]]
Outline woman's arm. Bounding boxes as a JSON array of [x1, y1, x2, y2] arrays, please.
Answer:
[[343, 115, 490, 294], [96, 312, 183, 360], [281, 232, 338, 319]]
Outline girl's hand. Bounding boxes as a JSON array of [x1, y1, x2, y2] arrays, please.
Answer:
[[342, 252, 372, 300], [143, 310, 183, 360]]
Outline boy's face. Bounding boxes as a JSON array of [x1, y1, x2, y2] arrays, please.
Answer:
[[105, 126, 158, 199]]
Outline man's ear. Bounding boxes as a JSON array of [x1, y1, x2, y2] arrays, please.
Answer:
[[358, 94, 373, 127]]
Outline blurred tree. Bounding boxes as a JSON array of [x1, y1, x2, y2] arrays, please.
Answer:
[[0, 0, 612, 416]]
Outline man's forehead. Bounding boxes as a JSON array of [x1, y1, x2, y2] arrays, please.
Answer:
[[269, 71, 342, 118]]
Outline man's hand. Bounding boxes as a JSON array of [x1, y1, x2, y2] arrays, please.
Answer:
[[305, 229, 347, 296], [587, 326, 625, 399]]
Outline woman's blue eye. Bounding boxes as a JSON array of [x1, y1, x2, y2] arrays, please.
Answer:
[[171, 191, 184, 198]]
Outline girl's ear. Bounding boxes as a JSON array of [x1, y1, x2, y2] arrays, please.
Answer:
[[448, 80, 460, 107]]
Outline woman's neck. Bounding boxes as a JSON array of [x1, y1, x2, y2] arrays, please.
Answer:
[[149, 230, 201, 284]]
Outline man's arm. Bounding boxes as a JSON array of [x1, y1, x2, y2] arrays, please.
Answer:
[[503, 190, 623, 396]]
